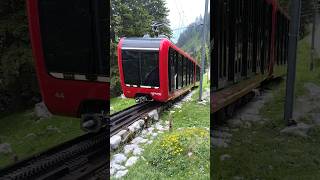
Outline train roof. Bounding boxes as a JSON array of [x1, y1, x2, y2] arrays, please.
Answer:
[[121, 37, 165, 50], [120, 37, 200, 67]]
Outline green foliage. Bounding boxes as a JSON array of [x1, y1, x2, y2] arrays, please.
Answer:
[[110, 0, 172, 97], [147, 128, 209, 176], [125, 128, 210, 179], [176, 14, 210, 67], [110, 96, 136, 114], [0, 0, 40, 112]]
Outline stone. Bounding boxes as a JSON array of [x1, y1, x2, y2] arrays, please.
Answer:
[[174, 104, 182, 109], [128, 121, 143, 133], [110, 135, 122, 150], [220, 154, 231, 161], [188, 152, 193, 157], [137, 119, 145, 127], [34, 102, 52, 119], [140, 139, 148, 144], [120, 94, 126, 99], [211, 137, 229, 148], [124, 144, 139, 154], [112, 153, 127, 164], [125, 156, 139, 167], [155, 123, 164, 131], [110, 168, 115, 176], [152, 133, 158, 138], [131, 137, 144, 144], [24, 133, 36, 139], [141, 130, 148, 136], [280, 123, 313, 138], [111, 163, 126, 171], [117, 130, 128, 138], [148, 110, 159, 121], [115, 170, 128, 178], [132, 147, 144, 155], [147, 127, 154, 132], [46, 126, 61, 133], [0, 143, 12, 154]]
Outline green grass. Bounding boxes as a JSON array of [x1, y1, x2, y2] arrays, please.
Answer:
[[124, 128, 210, 180], [122, 74, 210, 179], [212, 38, 320, 179], [110, 97, 136, 115], [0, 111, 82, 169]]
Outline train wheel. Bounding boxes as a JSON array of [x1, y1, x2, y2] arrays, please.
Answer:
[[81, 114, 103, 133]]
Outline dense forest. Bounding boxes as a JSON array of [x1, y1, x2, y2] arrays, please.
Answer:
[[0, 0, 40, 114]]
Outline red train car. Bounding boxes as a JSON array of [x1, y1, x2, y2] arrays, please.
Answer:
[[117, 38, 201, 103], [26, 0, 109, 132], [211, 0, 290, 115]]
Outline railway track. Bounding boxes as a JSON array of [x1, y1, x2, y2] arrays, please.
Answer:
[[0, 90, 192, 179], [110, 101, 162, 136], [0, 104, 156, 179]]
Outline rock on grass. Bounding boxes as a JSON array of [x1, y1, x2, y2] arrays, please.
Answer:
[[280, 123, 313, 138], [0, 143, 12, 154]]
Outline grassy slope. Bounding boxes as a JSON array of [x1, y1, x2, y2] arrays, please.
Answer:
[[110, 97, 136, 115], [212, 39, 320, 179], [0, 111, 82, 169], [123, 76, 210, 179]]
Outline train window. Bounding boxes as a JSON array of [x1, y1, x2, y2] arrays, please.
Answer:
[[122, 50, 159, 87], [38, 0, 108, 77], [140, 52, 160, 87], [183, 57, 187, 86], [187, 61, 190, 85], [168, 48, 173, 92], [122, 50, 141, 85], [179, 54, 183, 88], [175, 51, 179, 90]]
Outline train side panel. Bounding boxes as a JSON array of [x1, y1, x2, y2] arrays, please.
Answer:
[[27, 0, 109, 117]]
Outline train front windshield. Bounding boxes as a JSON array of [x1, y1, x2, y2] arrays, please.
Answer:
[[38, 0, 108, 77], [122, 50, 160, 88]]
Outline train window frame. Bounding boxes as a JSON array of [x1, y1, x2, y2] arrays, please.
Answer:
[[179, 54, 183, 89], [121, 50, 160, 88], [175, 50, 179, 90]]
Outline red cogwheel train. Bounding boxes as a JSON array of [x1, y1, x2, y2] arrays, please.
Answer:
[[117, 38, 201, 103], [211, 0, 290, 116]]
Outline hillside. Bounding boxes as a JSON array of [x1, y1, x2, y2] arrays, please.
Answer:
[[176, 13, 210, 66]]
